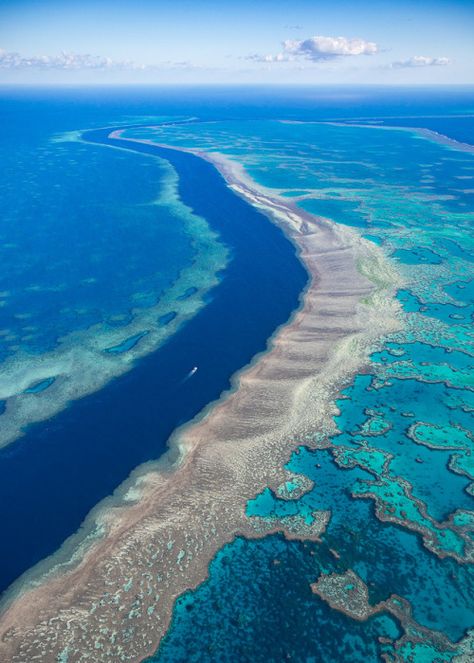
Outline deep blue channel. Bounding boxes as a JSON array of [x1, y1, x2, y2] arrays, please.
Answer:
[[0, 128, 307, 595]]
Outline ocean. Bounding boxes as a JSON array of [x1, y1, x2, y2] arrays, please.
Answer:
[[1, 85, 473, 661]]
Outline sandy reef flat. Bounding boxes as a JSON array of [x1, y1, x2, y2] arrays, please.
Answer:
[[0, 136, 401, 662]]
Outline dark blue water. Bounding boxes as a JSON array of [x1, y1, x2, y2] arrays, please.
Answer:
[[0, 124, 307, 595], [2, 85, 474, 126]]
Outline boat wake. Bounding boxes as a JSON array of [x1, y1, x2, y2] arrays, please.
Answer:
[[181, 366, 198, 384]]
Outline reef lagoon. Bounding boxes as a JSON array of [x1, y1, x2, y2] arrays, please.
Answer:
[[0, 86, 473, 662]]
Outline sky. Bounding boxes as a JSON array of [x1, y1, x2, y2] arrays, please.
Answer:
[[0, 0, 473, 85]]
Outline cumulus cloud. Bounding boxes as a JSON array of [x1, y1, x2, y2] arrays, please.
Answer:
[[390, 55, 451, 68], [284, 35, 378, 60], [246, 35, 378, 65], [0, 48, 148, 71]]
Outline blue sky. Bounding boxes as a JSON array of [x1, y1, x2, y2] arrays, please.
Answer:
[[0, 0, 473, 84]]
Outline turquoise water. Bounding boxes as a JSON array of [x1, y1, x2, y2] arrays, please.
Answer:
[[134, 113, 474, 659]]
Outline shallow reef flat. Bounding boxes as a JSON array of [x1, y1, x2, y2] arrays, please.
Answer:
[[0, 134, 399, 662]]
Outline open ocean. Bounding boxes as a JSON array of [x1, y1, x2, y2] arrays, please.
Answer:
[[1, 86, 474, 661]]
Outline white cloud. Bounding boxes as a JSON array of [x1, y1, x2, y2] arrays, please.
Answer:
[[0, 48, 147, 71], [390, 55, 451, 68], [245, 35, 378, 66], [244, 53, 291, 63], [283, 35, 379, 61], [0, 48, 207, 73]]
